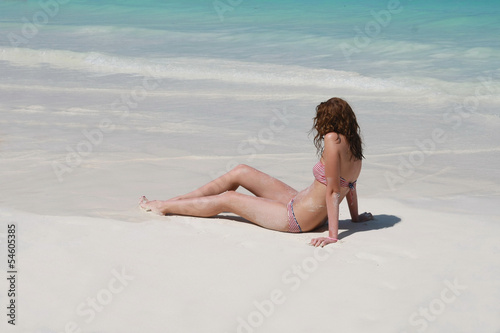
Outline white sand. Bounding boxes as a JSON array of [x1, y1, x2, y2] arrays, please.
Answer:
[[1, 193, 499, 333], [1, 55, 500, 333]]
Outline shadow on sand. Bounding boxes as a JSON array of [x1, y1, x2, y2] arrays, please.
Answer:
[[309, 214, 402, 240], [213, 214, 402, 240]]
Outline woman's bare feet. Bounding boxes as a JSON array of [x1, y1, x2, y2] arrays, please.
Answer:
[[139, 196, 166, 215]]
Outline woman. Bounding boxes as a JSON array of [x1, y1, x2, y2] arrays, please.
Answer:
[[140, 97, 373, 247]]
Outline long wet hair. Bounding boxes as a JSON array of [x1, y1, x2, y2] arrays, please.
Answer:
[[311, 97, 364, 160]]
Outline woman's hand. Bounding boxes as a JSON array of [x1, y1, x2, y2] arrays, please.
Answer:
[[353, 212, 373, 223], [309, 237, 338, 247]]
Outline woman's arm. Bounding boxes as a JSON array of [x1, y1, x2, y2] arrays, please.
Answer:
[[310, 133, 341, 247], [347, 185, 359, 221], [347, 181, 373, 223], [325, 191, 340, 238]]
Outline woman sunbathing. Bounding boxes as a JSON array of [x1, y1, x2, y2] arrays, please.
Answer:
[[140, 97, 373, 247]]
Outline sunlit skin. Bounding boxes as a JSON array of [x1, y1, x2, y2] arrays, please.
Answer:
[[140, 100, 373, 247]]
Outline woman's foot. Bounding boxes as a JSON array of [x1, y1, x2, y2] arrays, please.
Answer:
[[139, 196, 166, 215]]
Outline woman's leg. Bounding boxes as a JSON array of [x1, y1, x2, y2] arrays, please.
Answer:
[[140, 191, 290, 232], [168, 164, 297, 205]]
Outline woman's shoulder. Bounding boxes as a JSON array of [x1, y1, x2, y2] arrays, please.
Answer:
[[324, 132, 341, 143], [323, 132, 350, 155], [324, 132, 349, 147]]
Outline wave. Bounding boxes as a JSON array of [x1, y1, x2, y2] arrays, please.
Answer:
[[3, 46, 497, 101], [0, 46, 439, 92]]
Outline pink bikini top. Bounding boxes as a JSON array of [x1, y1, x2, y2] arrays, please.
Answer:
[[313, 161, 357, 190]]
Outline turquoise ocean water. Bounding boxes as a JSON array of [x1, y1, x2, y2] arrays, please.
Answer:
[[1, 0, 499, 82]]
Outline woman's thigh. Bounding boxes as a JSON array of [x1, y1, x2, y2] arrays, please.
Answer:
[[233, 164, 298, 205], [221, 191, 290, 232]]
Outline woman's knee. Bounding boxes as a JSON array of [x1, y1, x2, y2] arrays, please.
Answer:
[[219, 190, 239, 210], [229, 164, 254, 183], [232, 164, 253, 175]]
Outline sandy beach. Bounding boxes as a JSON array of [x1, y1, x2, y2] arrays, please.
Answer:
[[1, 1, 500, 332], [1, 82, 499, 332]]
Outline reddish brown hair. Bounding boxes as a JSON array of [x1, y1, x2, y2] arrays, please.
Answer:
[[311, 97, 364, 160]]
